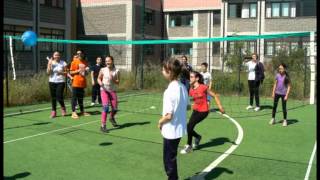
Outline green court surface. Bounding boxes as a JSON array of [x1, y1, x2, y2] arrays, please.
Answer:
[[3, 92, 316, 179]]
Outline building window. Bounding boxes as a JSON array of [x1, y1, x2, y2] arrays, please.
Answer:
[[266, 41, 274, 56], [266, 2, 296, 18], [3, 24, 33, 52], [170, 44, 192, 55], [212, 42, 220, 55], [213, 12, 221, 25], [40, 0, 64, 8], [229, 4, 241, 18], [39, 28, 64, 52], [169, 12, 193, 27], [250, 3, 257, 18], [145, 9, 155, 25], [144, 45, 154, 55]]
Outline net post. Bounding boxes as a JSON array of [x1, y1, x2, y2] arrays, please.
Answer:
[[309, 31, 316, 104]]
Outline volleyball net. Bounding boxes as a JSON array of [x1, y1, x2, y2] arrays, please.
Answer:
[[3, 31, 317, 116]]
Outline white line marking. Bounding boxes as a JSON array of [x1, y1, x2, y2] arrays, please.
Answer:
[[4, 107, 151, 144], [191, 113, 244, 180], [4, 92, 150, 117], [304, 141, 317, 180]]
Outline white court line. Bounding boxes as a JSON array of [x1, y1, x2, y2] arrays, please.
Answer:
[[191, 112, 244, 180], [304, 141, 317, 180], [4, 92, 149, 117], [4, 107, 152, 144]]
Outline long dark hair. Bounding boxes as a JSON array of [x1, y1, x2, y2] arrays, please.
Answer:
[[190, 71, 204, 84], [279, 63, 290, 87]]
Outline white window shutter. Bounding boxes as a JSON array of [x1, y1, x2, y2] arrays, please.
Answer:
[[242, 4, 249, 18]]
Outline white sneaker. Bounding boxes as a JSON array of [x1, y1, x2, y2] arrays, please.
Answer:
[[254, 107, 260, 111], [90, 102, 95, 106], [282, 120, 288, 127], [246, 105, 253, 110], [269, 118, 276, 125], [180, 145, 192, 154]]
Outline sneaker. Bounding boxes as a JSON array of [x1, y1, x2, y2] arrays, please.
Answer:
[[50, 111, 56, 118], [81, 112, 90, 116], [90, 102, 95, 106], [282, 120, 288, 127], [192, 136, 202, 149], [180, 145, 193, 154], [269, 118, 276, 125], [61, 108, 66, 116], [100, 126, 109, 133], [246, 105, 253, 110], [110, 118, 119, 127], [254, 107, 260, 111], [71, 112, 79, 119]]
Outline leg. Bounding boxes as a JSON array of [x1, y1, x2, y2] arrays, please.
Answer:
[[248, 80, 254, 106], [71, 87, 78, 112], [281, 95, 287, 120], [91, 85, 97, 103], [187, 111, 208, 146], [272, 94, 281, 118], [78, 88, 85, 113], [49, 82, 57, 112], [56, 82, 66, 109], [100, 89, 111, 127], [109, 91, 118, 119], [254, 81, 261, 107], [163, 138, 181, 180]]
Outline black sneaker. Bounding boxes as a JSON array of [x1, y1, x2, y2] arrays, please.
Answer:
[[100, 126, 109, 133], [193, 136, 202, 149], [110, 118, 119, 127]]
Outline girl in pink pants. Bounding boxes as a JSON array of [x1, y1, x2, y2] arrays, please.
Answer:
[[97, 56, 120, 133]]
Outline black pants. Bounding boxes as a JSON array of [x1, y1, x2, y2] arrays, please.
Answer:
[[49, 82, 66, 111], [187, 110, 209, 146], [248, 80, 260, 107], [272, 94, 287, 119], [163, 138, 181, 180], [91, 83, 101, 104], [71, 87, 85, 112]]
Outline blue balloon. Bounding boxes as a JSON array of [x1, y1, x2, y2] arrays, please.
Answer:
[[21, 31, 37, 46]]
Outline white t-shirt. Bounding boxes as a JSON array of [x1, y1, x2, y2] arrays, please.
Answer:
[[49, 60, 67, 83], [101, 67, 119, 91], [161, 80, 188, 139], [200, 72, 212, 86], [245, 61, 257, 80]]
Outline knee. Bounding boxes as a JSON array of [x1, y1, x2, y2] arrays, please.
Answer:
[[103, 105, 109, 113]]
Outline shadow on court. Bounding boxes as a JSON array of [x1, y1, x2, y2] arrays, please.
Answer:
[[99, 142, 113, 146], [259, 105, 273, 110], [4, 122, 52, 131], [184, 167, 233, 180], [197, 137, 236, 150], [277, 119, 299, 126], [110, 121, 151, 131], [4, 172, 31, 180]]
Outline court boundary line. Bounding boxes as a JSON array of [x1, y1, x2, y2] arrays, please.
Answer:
[[191, 112, 244, 180], [4, 92, 152, 117], [4, 107, 152, 144], [304, 141, 317, 180]]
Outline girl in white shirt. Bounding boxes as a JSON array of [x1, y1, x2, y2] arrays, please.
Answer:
[[47, 51, 67, 118], [158, 58, 188, 180]]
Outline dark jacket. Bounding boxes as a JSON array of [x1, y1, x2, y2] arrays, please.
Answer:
[[255, 61, 265, 82]]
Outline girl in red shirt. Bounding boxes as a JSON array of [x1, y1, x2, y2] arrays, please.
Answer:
[[180, 71, 225, 154]]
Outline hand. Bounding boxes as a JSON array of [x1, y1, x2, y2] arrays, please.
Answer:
[[284, 95, 288, 101], [85, 67, 90, 71], [272, 93, 275, 98], [220, 108, 225, 114], [92, 81, 95, 86]]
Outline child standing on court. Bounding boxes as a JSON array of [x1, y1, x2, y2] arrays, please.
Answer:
[[90, 56, 103, 106], [270, 63, 291, 126], [46, 51, 67, 118], [158, 58, 188, 180], [97, 56, 120, 133], [200, 62, 212, 108], [69, 49, 91, 119], [180, 71, 225, 154]]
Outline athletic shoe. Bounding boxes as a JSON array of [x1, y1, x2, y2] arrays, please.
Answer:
[[246, 105, 253, 110], [100, 126, 109, 133], [269, 118, 276, 125], [180, 145, 192, 154], [61, 107, 66, 116], [71, 112, 79, 119], [254, 107, 260, 111], [282, 120, 288, 127], [50, 111, 56, 118], [81, 112, 90, 116], [90, 102, 95, 106], [110, 118, 119, 127], [193, 136, 202, 149]]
